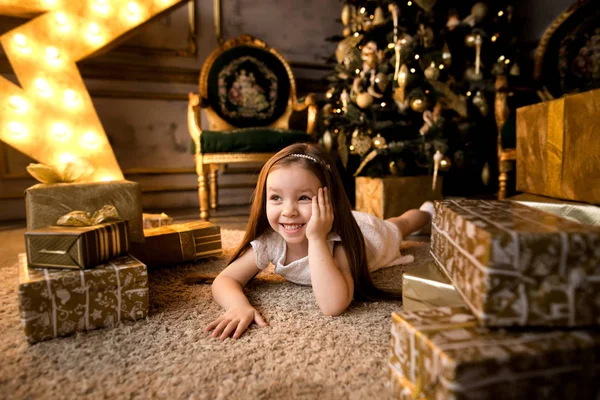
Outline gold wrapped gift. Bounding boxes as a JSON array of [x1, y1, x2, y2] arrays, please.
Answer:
[[390, 306, 600, 400], [355, 176, 442, 220], [402, 262, 466, 312], [516, 88, 600, 204], [431, 199, 600, 327], [25, 220, 129, 269], [18, 253, 148, 344], [25, 180, 144, 243], [389, 368, 425, 400], [130, 221, 222, 267], [142, 212, 174, 229]]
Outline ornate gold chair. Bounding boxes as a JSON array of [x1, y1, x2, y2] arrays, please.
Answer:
[[188, 34, 317, 220]]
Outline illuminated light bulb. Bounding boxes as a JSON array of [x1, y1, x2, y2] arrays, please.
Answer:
[[127, 1, 140, 15], [58, 152, 76, 164], [96, 0, 108, 4], [51, 123, 71, 140], [414, 54, 420, 60], [498, 55, 505, 62], [387, 43, 394, 49], [407, 1, 412, 5], [349, 145, 355, 151], [46, 46, 60, 60], [439, 64, 444, 70], [355, 69, 360, 74], [55, 12, 68, 26], [380, 102, 386, 107], [14, 33, 27, 48], [467, 91, 472, 96], [88, 22, 101, 36], [43, 0, 57, 5], [504, 58, 511, 64], [100, 175, 117, 182], [359, 7, 365, 14], [354, 32, 359, 37], [64, 89, 79, 107], [81, 131, 99, 148], [498, 10, 504, 17], [491, 34, 498, 43], [9, 96, 28, 113], [35, 78, 52, 97], [8, 122, 27, 139], [410, 68, 416, 73]]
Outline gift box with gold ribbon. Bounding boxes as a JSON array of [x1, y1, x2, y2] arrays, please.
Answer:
[[402, 262, 466, 312], [129, 221, 222, 267], [516, 88, 600, 204], [18, 253, 148, 344], [25, 220, 129, 270], [389, 306, 600, 400], [431, 199, 600, 327], [25, 180, 144, 243]]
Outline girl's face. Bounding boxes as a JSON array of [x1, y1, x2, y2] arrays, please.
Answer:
[[265, 164, 322, 245]]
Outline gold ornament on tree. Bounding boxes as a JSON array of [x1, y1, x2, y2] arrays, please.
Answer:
[[322, 130, 334, 152], [424, 61, 440, 81], [372, 134, 387, 149], [465, 33, 483, 80], [373, 6, 385, 26], [351, 129, 372, 156], [472, 90, 489, 116], [432, 150, 443, 190], [410, 95, 427, 113], [356, 92, 374, 109]]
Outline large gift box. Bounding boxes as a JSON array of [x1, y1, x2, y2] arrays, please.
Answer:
[[402, 262, 466, 312], [129, 221, 222, 267], [25, 180, 144, 243], [431, 199, 600, 327], [355, 176, 442, 220], [25, 221, 129, 269], [18, 253, 148, 344], [516, 88, 600, 204], [389, 306, 600, 400]]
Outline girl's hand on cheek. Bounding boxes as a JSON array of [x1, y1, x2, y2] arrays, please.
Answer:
[[306, 187, 334, 242]]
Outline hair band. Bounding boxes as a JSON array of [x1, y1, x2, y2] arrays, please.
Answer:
[[288, 153, 332, 171]]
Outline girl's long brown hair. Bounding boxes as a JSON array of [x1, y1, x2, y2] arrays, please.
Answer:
[[229, 143, 401, 301]]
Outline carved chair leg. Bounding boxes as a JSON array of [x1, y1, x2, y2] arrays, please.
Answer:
[[210, 164, 219, 210], [498, 171, 508, 200], [198, 167, 210, 221]]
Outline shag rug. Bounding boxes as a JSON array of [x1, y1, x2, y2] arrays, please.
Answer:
[[0, 229, 430, 399]]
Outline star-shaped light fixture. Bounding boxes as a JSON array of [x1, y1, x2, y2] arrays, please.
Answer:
[[0, 0, 186, 181]]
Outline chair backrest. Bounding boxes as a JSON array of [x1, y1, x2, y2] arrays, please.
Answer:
[[199, 34, 297, 130]]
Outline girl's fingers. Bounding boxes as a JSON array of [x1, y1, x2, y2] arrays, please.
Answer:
[[220, 320, 239, 340], [233, 318, 252, 339], [211, 319, 229, 338], [312, 193, 319, 217], [204, 317, 222, 332]]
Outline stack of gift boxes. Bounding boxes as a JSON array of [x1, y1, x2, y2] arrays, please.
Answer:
[[390, 89, 600, 399], [19, 179, 222, 344]]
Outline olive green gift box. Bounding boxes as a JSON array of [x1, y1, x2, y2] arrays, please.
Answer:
[[389, 306, 600, 400], [25, 180, 144, 243], [431, 199, 600, 327], [18, 253, 148, 344]]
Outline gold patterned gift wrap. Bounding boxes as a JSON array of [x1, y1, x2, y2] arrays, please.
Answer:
[[389, 306, 600, 400], [25, 221, 129, 269], [516, 88, 600, 204], [18, 253, 148, 344], [142, 213, 173, 229], [25, 180, 144, 243], [129, 221, 222, 267], [431, 199, 600, 327]]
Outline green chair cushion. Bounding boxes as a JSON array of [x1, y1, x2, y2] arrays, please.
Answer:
[[198, 128, 312, 154], [207, 46, 291, 128]]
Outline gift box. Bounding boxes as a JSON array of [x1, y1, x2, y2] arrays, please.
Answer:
[[129, 221, 222, 267], [516, 88, 600, 204], [402, 262, 466, 312], [25, 221, 129, 269], [431, 199, 600, 327], [25, 180, 144, 243], [142, 212, 173, 229], [355, 176, 442, 220], [389, 368, 425, 400], [18, 253, 148, 344], [389, 306, 600, 400]]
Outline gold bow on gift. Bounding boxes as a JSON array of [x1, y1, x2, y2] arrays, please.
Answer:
[[56, 205, 121, 226], [26, 158, 95, 184]]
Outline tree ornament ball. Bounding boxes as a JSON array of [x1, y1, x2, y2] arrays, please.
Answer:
[[439, 156, 451, 171], [424, 63, 440, 81], [356, 92, 374, 109], [372, 134, 387, 149], [351, 135, 372, 156], [410, 97, 427, 112]]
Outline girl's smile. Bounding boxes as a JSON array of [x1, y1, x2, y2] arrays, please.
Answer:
[[265, 165, 321, 245]]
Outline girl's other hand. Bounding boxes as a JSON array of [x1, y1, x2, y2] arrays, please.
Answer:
[[204, 305, 268, 340], [306, 187, 334, 242]]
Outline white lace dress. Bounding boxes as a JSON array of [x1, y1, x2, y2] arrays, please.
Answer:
[[250, 211, 414, 285]]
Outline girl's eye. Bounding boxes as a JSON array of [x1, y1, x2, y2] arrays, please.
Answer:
[[269, 195, 281, 201], [299, 195, 312, 201]]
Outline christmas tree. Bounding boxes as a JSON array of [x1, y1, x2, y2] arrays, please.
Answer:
[[320, 0, 522, 200]]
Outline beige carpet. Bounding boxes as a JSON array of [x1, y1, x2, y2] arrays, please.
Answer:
[[0, 229, 430, 399]]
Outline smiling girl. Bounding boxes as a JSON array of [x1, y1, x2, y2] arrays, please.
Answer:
[[204, 143, 431, 340]]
